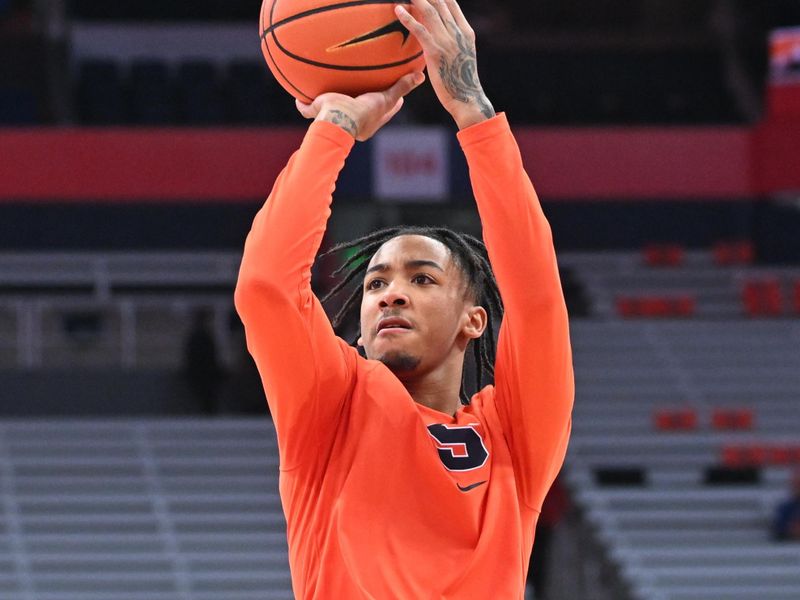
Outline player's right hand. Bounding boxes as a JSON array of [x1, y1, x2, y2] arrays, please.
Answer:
[[295, 71, 425, 142], [395, 0, 495, 130]]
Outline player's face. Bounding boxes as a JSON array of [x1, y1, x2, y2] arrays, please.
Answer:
[[358, 235, 485, 377]]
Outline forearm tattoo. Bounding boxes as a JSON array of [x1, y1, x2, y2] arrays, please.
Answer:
[[324, 110, 358, 137], [439, 31, 495, 119]]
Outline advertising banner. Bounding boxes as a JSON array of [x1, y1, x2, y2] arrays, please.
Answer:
[[372, 127, 449, 202], [770, 27, 800, 85]]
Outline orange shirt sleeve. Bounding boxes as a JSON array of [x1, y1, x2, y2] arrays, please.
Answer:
[[458, 113, 574, 511], [235, 120, 358, 472]]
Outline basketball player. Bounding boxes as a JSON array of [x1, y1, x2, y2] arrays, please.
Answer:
[[235, 0, 574, 597]]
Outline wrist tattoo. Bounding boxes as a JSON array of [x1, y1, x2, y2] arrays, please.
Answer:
[[324, 109, 359, 137], [439, 31, 495, 119]]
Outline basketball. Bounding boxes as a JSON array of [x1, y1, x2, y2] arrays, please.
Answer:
[[259, 0, 426, 102]]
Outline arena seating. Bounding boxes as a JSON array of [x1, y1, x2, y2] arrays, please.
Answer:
[[561, 249, 800, 319], [72, 47, 744, 126], [76, 60, 126, 125], [3, 247, 797, 369], [227, 61, 279, 125], [75, 59, 298, 126], [0, 253, 240, 368], [0, 86, 38, 124], [0, 419, 292, 599], [129, 61, 175, 125], [742, 279, 785, 317], [479, 49, 743, 125], [2, 249, 799, 599], [564, 315, 800, 598], [176, 61, 225, 125]]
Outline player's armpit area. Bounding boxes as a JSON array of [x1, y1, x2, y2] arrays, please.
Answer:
[[493, 309, 574, 510]]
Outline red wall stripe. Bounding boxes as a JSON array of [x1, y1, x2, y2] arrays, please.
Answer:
[[0, 123, 794, 201], [1, 128, 304, 202], [517, 127, 754, 200]]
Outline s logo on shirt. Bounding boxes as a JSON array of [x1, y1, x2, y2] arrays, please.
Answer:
[[427, 424, 489, 472]]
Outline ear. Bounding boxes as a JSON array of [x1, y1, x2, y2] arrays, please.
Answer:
[[462, 305, 487, 340], [357, 334, 364, 346]]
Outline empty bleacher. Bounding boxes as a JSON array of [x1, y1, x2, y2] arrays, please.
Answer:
[[0, 252, 240, 369], [0, 419, 291, 599], [4, 247, 798, 369], [2, 248, 800, 599], [562, 249, 800, 319], [74, 59, 301, 126], [72, 46, 745, 127], [564, 256, 800, 600], [477, 47, 743, 125]]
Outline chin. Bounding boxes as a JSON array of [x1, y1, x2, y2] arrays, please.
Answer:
[[376, 350, 421, 374]]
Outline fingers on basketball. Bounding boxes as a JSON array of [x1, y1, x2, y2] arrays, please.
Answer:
[[295, 99, 314, 118], [395, 5, 435, 48], [376, 71, 419, 109]]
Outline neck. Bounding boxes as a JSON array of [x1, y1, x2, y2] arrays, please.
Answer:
[[400, 357, 465, 417]]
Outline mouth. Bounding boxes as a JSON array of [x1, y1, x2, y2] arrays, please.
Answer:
[[376, 316, 413, 336]]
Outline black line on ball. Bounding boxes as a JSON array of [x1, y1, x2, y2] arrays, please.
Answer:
[[263, 0, 421, 71], [275, 42, 423, 71], [263, 0, 315, 102], [261, 0, 411, 39]]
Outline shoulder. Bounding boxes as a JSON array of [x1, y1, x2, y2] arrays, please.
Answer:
[[340, 345, 413, 400], [466, 385, 501, 425], [470, 384, 496, 406]]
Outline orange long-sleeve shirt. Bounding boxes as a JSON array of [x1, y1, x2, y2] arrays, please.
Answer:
[[235, 113, 574, 599]]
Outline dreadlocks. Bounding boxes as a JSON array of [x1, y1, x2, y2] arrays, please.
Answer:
[[319, 226, 504, 405]]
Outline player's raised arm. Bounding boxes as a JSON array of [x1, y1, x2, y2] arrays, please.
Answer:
[[397, 0, 574, 510], [235, 73, 423, 470]]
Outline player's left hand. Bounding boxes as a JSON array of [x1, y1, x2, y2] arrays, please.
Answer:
[[395, 0, 495, 129], [295, 71, 425, 141]]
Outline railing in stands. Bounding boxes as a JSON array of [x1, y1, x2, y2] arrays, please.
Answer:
[[0, 252, 242, 368]]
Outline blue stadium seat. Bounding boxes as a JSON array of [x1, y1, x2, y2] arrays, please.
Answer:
[[76, 59, 125, 124], [226, 61, 273, 124], [176, 60, 224, 125], [130, 60, 174, 125], [228, 60, 304, 125], [481, 47, 741, 125], [0, 86, 38, 124]]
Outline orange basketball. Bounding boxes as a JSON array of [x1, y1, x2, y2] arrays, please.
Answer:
[[259, 0, 426, 102]]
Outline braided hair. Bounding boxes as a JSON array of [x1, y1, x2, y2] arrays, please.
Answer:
[[319, 226, 503, 405]]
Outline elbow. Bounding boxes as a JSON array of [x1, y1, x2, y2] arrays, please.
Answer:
[[234, 277, 258, 323], [233, 277, 254, 318]]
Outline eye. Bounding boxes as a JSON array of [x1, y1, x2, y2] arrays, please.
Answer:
[[366, 279, 384, 290], [412, 274, 434, 285]]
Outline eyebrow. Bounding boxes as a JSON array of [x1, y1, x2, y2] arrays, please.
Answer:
[[365, 259, 445, 276]]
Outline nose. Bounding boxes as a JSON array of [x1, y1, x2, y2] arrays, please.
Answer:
[[378, 286, 409, 308]]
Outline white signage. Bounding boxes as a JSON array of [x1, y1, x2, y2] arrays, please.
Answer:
[[372, 127, 449, 202], [770, 27, 800, 85]]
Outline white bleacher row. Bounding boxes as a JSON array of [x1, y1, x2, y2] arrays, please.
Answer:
[[0, 419, 293, 600], [2, 250, 800, 600], [0, 250, 796, 305], [1, 249, 798, 369], [560, 250, 800, 319], [0, 253, 241, 296], [0, 252, 243, 369], [0, 297, 237, 369], [566, 319, 800, 600], [0, 323, 795, 600]]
